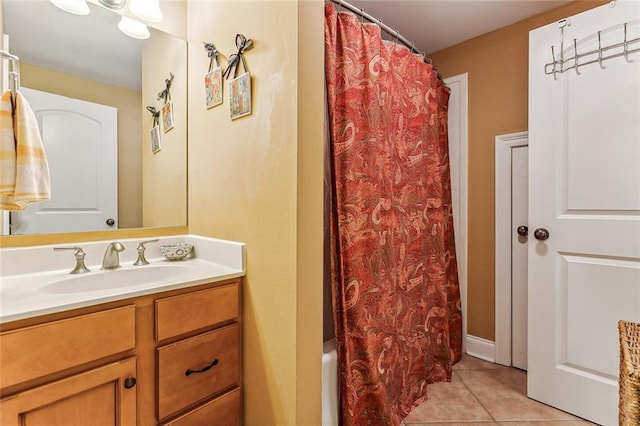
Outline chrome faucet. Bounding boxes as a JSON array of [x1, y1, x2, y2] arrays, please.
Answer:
[[102, 241, 125, 270]]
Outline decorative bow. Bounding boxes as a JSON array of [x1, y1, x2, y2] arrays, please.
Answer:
[[224, 34, 254, 80], [146, 106, 160, 127], [204, 42, 221, 71], [157, 73, 174, 103]]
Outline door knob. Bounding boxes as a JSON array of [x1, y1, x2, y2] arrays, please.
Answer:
[[534, 228, 550, 241], [517, 225, 528, 236], [106, 218, 115, 226]]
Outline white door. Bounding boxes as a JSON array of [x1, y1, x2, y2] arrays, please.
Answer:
[[511, 146, 528, 371], [10, 88, 118, 234], [444, 73, 468, 350], [528, 2, 640, 425]]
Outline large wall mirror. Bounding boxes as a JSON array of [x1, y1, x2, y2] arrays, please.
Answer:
[[1, 0, 187, 236]]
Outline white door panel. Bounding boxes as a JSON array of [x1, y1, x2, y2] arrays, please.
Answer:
[[444, 73, 468, 351], [528, 1, 640, 425], [10, 88, 117, 234]]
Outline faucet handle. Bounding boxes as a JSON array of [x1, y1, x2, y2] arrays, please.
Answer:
[[134, 239, 159, 266], [53, 246, 91, 274]]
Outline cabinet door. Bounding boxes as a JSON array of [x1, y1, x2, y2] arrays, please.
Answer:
[[0, 358, 136, 426]]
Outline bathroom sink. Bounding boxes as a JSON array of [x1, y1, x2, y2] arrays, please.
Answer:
[[39, 264, 194, 294]]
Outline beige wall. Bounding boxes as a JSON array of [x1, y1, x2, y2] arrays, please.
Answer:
[[19, 63, 143, 229], [141, 31, 188, 228], [186, 1, 323, 424], [429, 0, 607, 341], [296, 2, 324, 422]]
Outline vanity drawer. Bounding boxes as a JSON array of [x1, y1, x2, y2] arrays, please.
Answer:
[[0, 305, 135, 389], [161, 388, 241, 426], [155, 281, 239, 341], [157, 324, 240, 420]]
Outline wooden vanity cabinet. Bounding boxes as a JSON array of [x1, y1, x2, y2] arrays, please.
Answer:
[[155, 281, 242, 425], [0, 278, 242, 426]]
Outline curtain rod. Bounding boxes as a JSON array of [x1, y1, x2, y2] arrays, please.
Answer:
[[328, 0, 432, 65]]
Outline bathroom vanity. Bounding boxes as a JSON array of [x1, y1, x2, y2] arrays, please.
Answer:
[[0, 236, 245, 426]]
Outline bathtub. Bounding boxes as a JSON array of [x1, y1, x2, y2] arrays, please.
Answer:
[[322, 338, 338, 426]]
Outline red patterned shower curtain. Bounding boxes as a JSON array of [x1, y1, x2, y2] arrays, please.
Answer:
[[325, 4, 462, 425]]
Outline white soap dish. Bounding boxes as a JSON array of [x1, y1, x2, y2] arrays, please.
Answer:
[[159, 243, 193, 261]]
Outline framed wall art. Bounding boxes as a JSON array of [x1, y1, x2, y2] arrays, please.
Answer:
[[150, 125, 161, 154], [229, 72, 251, 120]]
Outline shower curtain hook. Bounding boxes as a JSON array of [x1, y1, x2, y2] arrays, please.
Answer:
[[394, 29, 399, 45], [359, 8, 364, 23]]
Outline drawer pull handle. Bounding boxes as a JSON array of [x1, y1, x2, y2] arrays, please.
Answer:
[[185, 358, 219, 376]]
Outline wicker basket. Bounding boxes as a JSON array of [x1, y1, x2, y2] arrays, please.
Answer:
[[619, 320, 640, 425]]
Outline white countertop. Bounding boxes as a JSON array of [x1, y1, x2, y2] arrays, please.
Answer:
[[0, 235, 246, 323]]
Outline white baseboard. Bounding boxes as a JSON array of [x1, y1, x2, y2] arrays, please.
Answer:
[[465, 335, 496, 363]]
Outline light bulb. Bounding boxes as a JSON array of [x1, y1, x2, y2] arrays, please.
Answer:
[[50, 0, 90, 15], [117, 16, 150, 40], [128, 0, 163, 23]]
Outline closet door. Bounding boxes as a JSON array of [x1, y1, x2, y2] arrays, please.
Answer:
[[528, 2, 640, 425]]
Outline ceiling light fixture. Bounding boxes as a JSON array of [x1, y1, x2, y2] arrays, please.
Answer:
[[128, 0, 163, 23], [49, 0, 90, 15], [117, 16, 150, 39]]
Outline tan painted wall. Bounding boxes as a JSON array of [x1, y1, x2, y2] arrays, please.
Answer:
[[296, 2, 324, 422], [18, 63, 143, 229], [141, 31, 188, 228], [428, 0, 608, 341], [186, 1, 323, 424]]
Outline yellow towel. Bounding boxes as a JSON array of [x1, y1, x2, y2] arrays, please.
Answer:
[[0, 91, 50, 211], [0, 91, 16, 204]]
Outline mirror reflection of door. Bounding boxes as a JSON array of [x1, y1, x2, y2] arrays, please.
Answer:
[[10, 87, 118, 235]]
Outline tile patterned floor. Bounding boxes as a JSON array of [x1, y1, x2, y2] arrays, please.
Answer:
[[403, 354, 595, 425]]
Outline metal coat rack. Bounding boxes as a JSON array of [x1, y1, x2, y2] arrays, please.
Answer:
[[545, 21, 640, 78], [0, 49, 20, 98]]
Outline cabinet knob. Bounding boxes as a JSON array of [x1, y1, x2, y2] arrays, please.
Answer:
[[516, 225, 528, 236], [124, 377, 137, 389]]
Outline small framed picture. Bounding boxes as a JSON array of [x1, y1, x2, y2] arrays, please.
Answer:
[[150, 125, 161, 154], [229, 72, 252, 120], [205, 66, 223, 109], [162, 101, 174, 133]]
